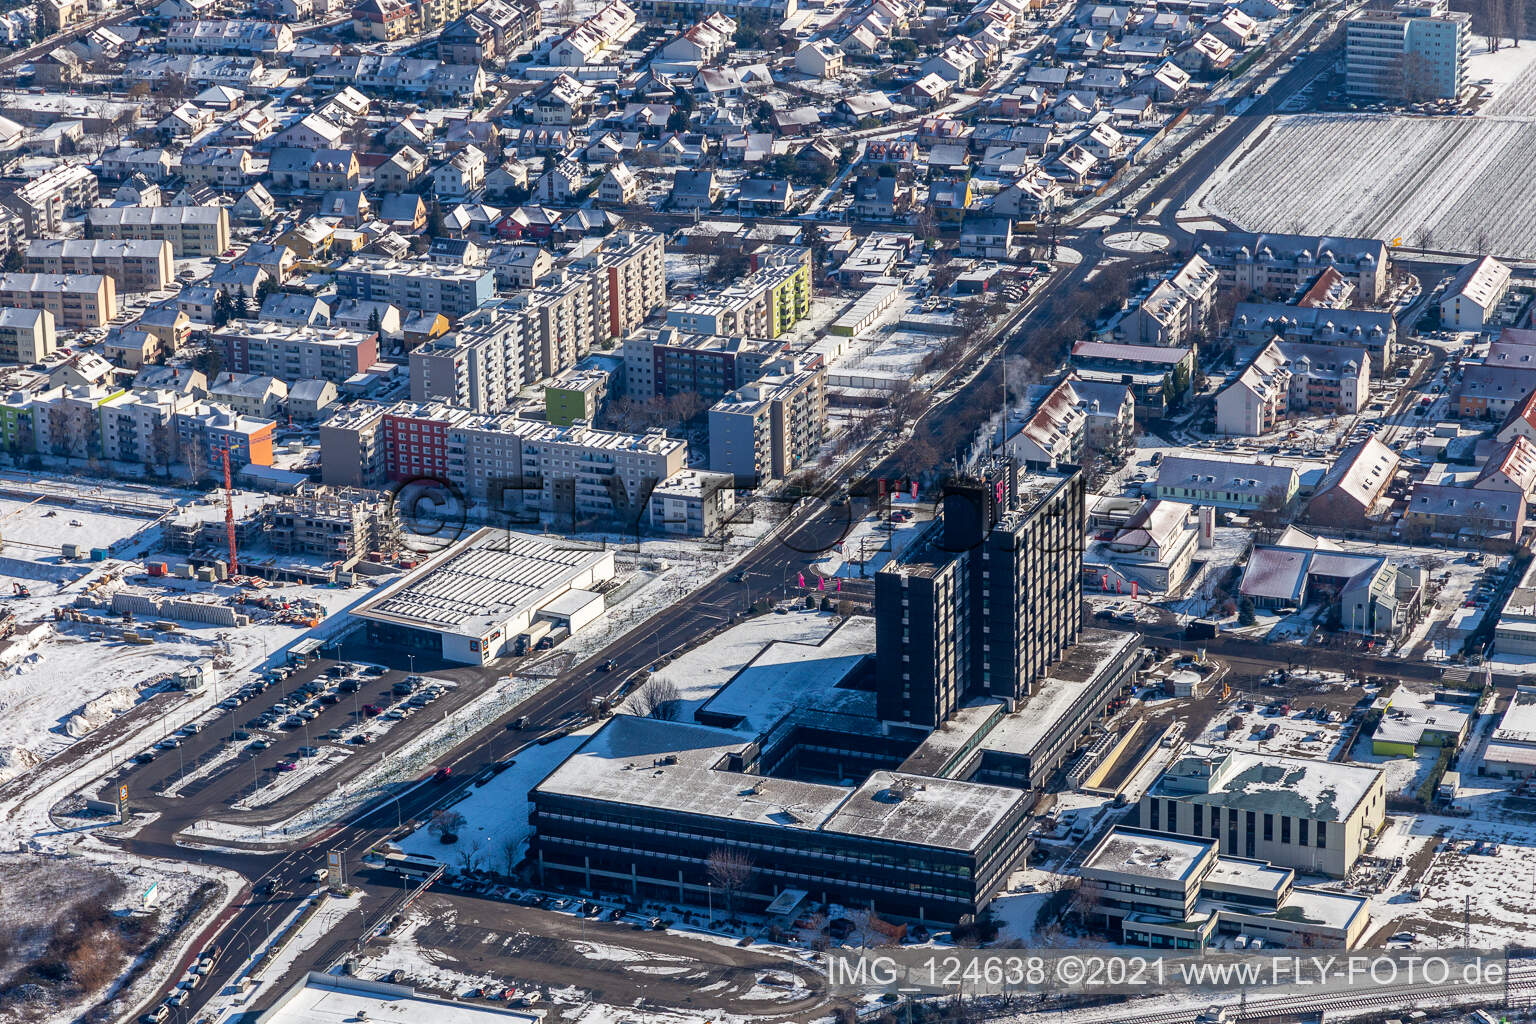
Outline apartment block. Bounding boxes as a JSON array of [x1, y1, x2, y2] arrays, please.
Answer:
[[1346, 0, 1468, 101], [318, 402, 387, 487], [99, 388, 190, 465], [1114, 254, 1219, 347], [620, 327, 782, 402], [409, 299, 531, 413], [86, 205, 231, 258], [0, 163, 99, 237], [0, 307, 56, 364], [216, 321, 379, 384], [514, 270, 600, 377], [335, 256, 495, 319], [1215, 340, 1371, 436], [666, 245, 812, 340], [707, 363, 826, 484], [545, 369, 608, 426], [25, 238, 175, 293], [1196, 229, 1390, 304], [571, 229, 666, 343], [174, 402, 276, 477], [0, 273, 117, 329]]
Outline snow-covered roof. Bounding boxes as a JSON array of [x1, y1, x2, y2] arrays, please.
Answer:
[[1083, 827, 1215, 882], [1152, 745, 1383, 824], [535, 714, 1026, 851]]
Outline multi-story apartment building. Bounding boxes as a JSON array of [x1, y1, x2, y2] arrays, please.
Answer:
[[545, 369, 608, 426], [317, 403, 387, 487], [0, 163, 99, 237], [1196, 229, 1390, 304], [215, 322, 379, 385], [1346, 0, 1468, 101], [667, 246, 812, 340], [707, 363, 826, 484], [166, 19, 295, 54], [381, 402, 464, 483], [0, 307, 56, 364], [335, 256, 495, 320], [1215, 340, 1371, 436], [520, 421, 686, 526], [409, 299, 531, 413], [512, 270, 599, 377], [1229, 302, 1396, 370], [209, 372, 288, 419], [1114, 254, 1220, 347], [86, 206, 230, 258], [174, 402, 276, 477], [0, 273, 116, 330], [621, 328, 783, 402], [571, 229, 666, 343], [25, 239, 175, 294], [98, 388, 189, 466]]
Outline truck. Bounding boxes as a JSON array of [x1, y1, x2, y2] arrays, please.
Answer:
[[514, 619, 552, 656]]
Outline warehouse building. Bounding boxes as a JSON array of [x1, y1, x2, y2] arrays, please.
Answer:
[[351, 527, 615, 664]]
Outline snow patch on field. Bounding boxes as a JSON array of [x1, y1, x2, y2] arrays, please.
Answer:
[[1198, 113, 1536, 257]]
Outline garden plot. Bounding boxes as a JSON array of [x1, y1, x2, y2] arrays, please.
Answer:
[[1198, 113, 1536, 258]]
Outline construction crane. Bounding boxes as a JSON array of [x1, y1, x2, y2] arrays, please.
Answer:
[[222, 447, 239, 577]]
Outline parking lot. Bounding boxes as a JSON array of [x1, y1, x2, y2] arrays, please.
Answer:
[[104, 655, 469, 819]]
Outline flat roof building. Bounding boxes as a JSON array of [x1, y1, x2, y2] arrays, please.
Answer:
[[352, 527, 616, 664]]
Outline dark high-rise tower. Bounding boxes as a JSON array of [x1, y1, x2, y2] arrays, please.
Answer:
[[875, 460, 1084, 727]]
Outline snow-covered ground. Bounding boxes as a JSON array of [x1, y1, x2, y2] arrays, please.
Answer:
[[398, 728, 590, 868], [1193, 113, 1536, 257], [1472, 40, 1536, 115]]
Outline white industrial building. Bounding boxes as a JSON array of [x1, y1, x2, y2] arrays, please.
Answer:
[[351, 527, 615, 664]]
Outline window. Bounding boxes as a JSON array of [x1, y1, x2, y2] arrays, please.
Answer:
[[1281, 816, 1291, 844], [1316, 821, 1327, 848], [1263, 813, 1273, 842], [1299, 819, 1309, 846], [1194, 804, 1203, 835]]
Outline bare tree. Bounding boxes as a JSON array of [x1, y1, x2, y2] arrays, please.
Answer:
[[705, 847, 754, 919], [428, 808, 466, 841], [628, 677, 682, 720], [458, 837, 485, 873]]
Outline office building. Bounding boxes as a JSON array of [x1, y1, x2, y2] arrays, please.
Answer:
[[1081, 827, 1370, 949], [875, 462, 1084, 728], [1138, 745, 1386, 876]]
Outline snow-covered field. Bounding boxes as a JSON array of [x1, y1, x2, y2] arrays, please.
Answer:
[[0, 494, 156, 566], [1197, 113, 1536, 257], [1472, 40, 1536, 115]]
